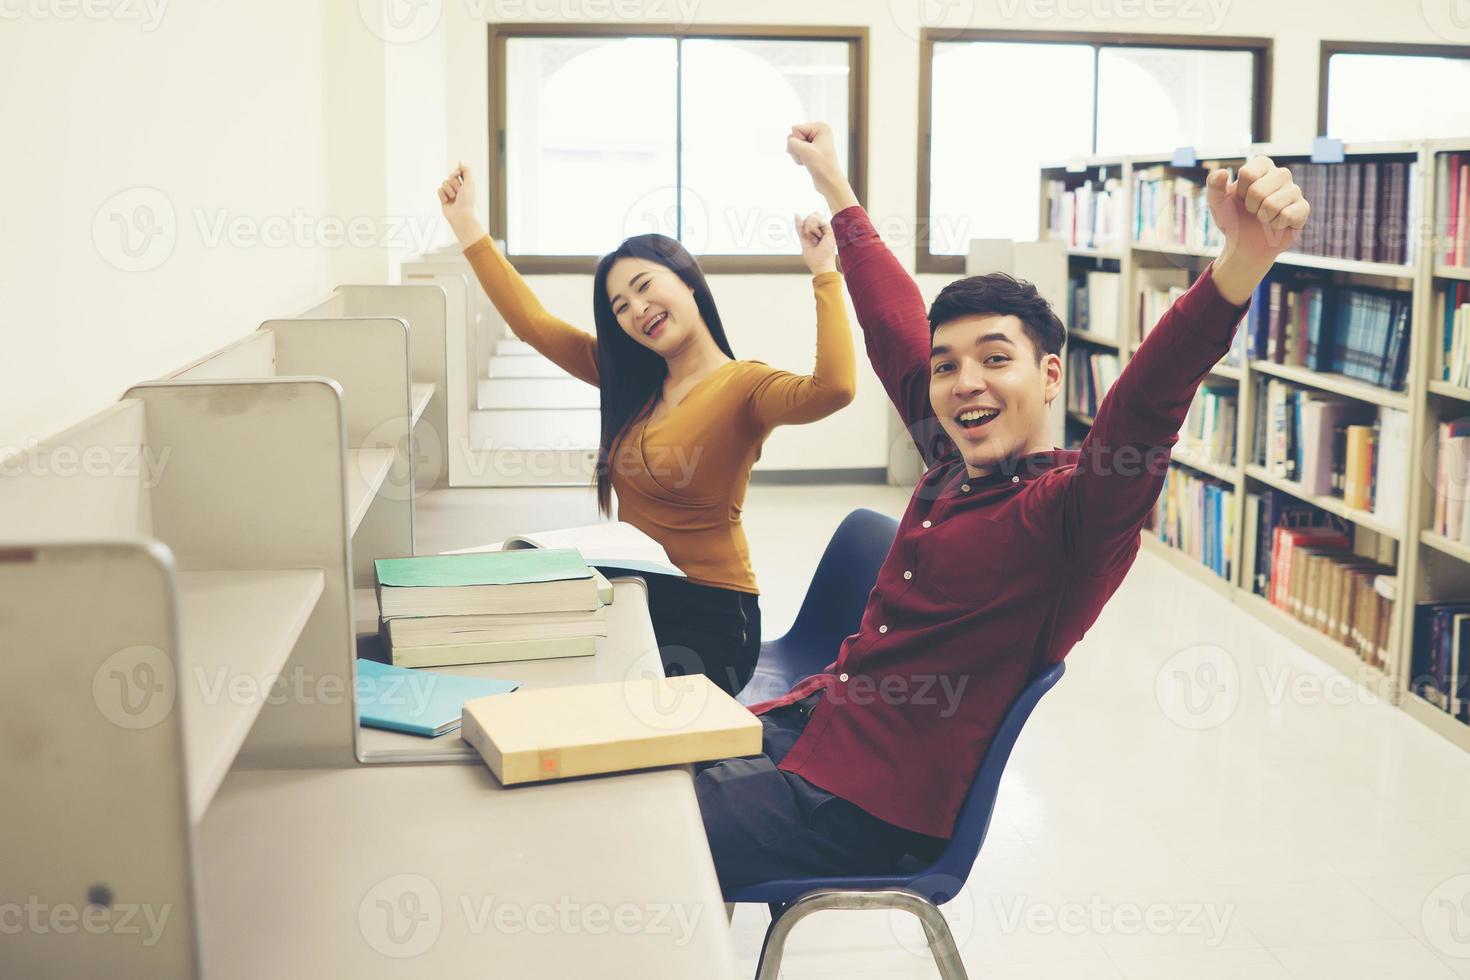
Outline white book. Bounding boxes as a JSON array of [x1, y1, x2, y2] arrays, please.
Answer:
[[444, 521, 685, 578], [1372, 408, 1411, 531]]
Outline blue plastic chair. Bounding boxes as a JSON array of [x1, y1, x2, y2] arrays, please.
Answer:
[[737, 508, 899, 706], [727, 661, 1067, 980]]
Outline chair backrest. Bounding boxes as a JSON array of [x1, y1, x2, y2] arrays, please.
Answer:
[[913, 661, 1066, 904], [783, 508, 899, 653]]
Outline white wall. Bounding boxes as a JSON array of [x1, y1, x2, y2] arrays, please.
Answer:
[[0, 0, 453, 456], [445, 0, 1465, 472]]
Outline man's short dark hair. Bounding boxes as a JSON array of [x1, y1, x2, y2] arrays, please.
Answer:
[[927, 273, 1067, 360]]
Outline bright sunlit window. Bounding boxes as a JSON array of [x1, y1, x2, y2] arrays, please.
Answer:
[[501, 31, 858, 264], [1325, 51, 1470, 142], [925, 35, 1264, 264]]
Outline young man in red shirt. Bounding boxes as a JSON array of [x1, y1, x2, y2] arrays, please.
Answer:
[[696, 123, 1309, 891]]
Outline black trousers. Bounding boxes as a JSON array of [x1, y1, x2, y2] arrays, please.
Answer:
[[643, 574, 761, 697], [694, 691, 947, 894]]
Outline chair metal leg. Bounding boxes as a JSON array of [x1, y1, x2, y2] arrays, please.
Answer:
[[749, 889, 968, 980]]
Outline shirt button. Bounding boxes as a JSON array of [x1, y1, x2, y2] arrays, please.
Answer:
[[879, 624, 889, 634], [839, 672, 849, 682], [922, 520, 932, 528], [962, 484, 971, 492], [904, 570, 913, 580], [1012, 475, 1020, 483]]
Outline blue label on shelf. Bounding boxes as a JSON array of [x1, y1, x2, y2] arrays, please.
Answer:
[[1310, 137, 1345, 164], [1170, 146, 1197, 168]]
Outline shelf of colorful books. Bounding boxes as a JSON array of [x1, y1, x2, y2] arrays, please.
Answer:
[[1421, 529, 1470, 566], [1236, 590, 1399, 703], [1245, 464, 1403, 540], [1434, 265, 1470, 282], [1066, 409, 1096, 427], [1428, 380, 1470, 404], [1170, 448, 1238, 485], [1068, 329, 1121, 349], [1139, 532, 1236, 599], [1248, 359, 1410, 411], [1401, 690, 1470, 753]]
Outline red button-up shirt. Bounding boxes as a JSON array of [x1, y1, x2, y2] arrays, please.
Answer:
[[746, 206, 1249, 839]]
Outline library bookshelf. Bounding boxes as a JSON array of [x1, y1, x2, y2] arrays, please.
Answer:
[[1042, 138, 1470, 753]]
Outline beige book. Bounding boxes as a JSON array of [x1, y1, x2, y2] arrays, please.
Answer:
[[390, 634, 597, 669], [384, 605, 608, 647], [462, 675, 762, 785]]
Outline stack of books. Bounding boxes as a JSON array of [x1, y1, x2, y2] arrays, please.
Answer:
[[374, 549, 611, 668], [1244, 274, 1412, 392], [1045, 174, 1124, 249], [1152, 465, 1236, 581], [1252, 380, 1410, 523], [1290, 160, 1416, 265], [1412, 602, 1470, 721]]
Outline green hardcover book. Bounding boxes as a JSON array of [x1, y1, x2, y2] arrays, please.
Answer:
[[375, 549, 598, 619]]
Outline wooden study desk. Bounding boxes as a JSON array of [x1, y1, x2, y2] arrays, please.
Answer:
[[194, 573, 740, 979]]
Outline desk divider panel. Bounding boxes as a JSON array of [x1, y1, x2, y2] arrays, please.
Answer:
[[333, 284, 450, 494], [123, 379, 357, 769], [401, 266, 478, 488], [265, 317, 415, 585], [0, 399, 152, 541], [0, 540, 201, 978]]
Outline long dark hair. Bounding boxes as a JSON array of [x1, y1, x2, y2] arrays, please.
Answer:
[[590, 234, 734, 516]]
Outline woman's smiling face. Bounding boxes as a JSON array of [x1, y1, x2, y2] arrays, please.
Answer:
[[605, 256, 702, 356]]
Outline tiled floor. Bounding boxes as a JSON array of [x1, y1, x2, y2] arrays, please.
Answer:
[[420, 481, 1470, 979], [733, 485, 1470, 980]]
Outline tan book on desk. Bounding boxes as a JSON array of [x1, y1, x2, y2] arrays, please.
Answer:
[[461, 675, 762, 784], [390, 634, 598, 668]]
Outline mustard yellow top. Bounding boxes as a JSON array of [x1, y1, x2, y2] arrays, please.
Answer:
[[464, 236, 856, 594]]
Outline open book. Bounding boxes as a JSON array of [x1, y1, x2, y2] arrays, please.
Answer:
[[444, 521, 685, 579]]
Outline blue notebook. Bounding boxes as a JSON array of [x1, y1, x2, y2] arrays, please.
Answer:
[[356, 658, 519, 737]]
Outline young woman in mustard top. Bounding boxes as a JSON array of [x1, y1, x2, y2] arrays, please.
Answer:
[[438, 164, 856, 696]]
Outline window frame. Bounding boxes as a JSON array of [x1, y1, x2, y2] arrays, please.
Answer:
[[488, 22, 868, 275], [1317, 40, 1470, 139], [917, 28, 1273, 275]]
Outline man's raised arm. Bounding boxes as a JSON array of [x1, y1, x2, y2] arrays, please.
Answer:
[[1064, 156, 1311, 573], [787, 122, 941, 460]]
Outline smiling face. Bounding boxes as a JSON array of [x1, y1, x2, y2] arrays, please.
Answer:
[[605, 256, 703, 358], [929, 314, 1063, 477]]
